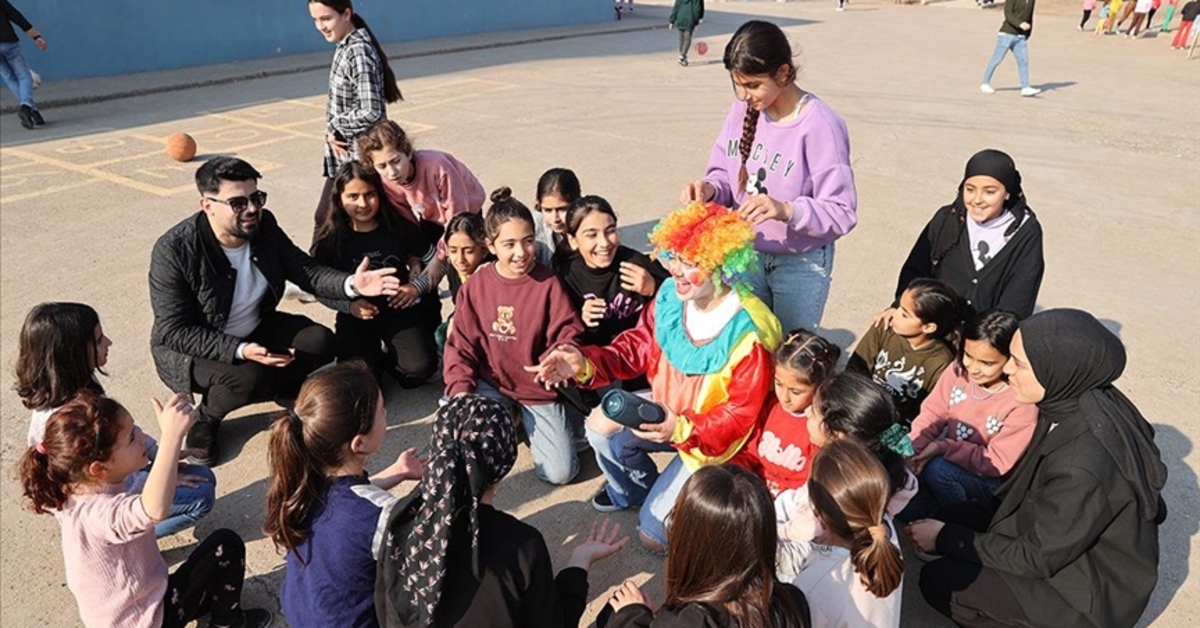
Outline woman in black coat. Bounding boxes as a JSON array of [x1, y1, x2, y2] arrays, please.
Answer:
[[876, 149, 1044, 327], [907, 309, 1167, 628]]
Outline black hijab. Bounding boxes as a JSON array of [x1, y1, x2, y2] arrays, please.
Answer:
[[1020, 309, 1167, 522], [930, 149, 1031, 267], [378, 395, 518, 626]]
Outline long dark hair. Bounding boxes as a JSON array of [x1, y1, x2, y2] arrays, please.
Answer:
[[14, 303, 106, 411], [814, 372, 907, 497], [807, 439, 905, 598], [264, 361, 382, 557], [774, 328, 840, 389], [20, 394, 126, 514], [957, 309, 1019, 374], [903, 278, 962, 348], [310, 0, 402, 103], [311, 161, 416, 262], [664, 465, 806, 628], [562, 195, 618, 268], [723, 20, 796, 191]]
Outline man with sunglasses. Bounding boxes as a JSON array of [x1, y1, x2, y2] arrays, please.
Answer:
[[150, 157, 402, 466]]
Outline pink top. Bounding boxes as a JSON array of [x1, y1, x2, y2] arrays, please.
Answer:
[[380, 149, 485, 227], [1084, 0, 1097, 11], [909, 367, 1039, 477], [53, 483, 167, 628]]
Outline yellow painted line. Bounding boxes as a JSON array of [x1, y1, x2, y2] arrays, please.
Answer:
[[0, 177, 104, 203], [4, 148, 178, 196], [202, 113, 326, 141]]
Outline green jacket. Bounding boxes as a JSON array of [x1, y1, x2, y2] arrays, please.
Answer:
[[1000, 0, 1036, 38], [670, 0, 704, 32]]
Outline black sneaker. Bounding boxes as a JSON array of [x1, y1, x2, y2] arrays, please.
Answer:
[[185, 419, 221, 467], [17, 105, 34, 129], [30, 108, 45, 126], [590, 487, 623, 513], [208, 608, 274, 628]]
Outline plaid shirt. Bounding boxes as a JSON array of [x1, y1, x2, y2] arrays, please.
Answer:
[[323, 28, 386, 177]]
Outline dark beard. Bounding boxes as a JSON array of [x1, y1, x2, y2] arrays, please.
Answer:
[[231, 216, 259, 240]]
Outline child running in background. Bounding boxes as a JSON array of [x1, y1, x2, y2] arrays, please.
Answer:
[[1080, 0, 1098, 30], [1172, 0, 1199, 47], [19, 393, 271, 628], [556, 195, 669, 418], [444, 187, 585, 486], [15, 302, 215, 538], [849, 278, 960, 425], [435, 212, 494, 354], [735, 329, 840, 500], [796, 438, 905, 628], [900, 310, 1037, 521], [777, 371, 917, 552], [265, 362, 424, 628], [598, 465, 811, 628], [668, 0, 704, 67], [533, 167, 582, 266], [311, 162, 440, 387], [1159, 0, 1180, 31]]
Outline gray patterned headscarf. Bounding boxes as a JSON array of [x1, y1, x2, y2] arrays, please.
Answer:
[[380, 394, 517, 626]]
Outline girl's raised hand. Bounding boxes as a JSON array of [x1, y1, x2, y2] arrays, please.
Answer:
[[680, 180, 716, 204], [738, 194, 792, 226], [567, 518, 630, 570], [582, 298, 606, 328], [610, 579, 651, 612], [151, 393, 197, 446], [525, 345, 586, 388], [619, 262, 656, 297]]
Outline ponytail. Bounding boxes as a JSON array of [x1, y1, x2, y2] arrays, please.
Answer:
[[351, 14, 403, 104], [850, 521, 905, 598], [262, 361, 382, 557], [264, 410, 327, 558], [737, 106, 760, 192], [19, 394, 125, 514]]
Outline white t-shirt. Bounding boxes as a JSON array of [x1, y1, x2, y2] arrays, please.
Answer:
[[792, 520, 904, 628], [221, 242, 269, 339], [684, 290, 744, 341]]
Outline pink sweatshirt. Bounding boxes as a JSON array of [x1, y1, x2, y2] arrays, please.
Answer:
[[380, 149, 485, 226], [54, 483, 167, 628], [909, 367, 1039, 477], [702, 96, 858, 255]]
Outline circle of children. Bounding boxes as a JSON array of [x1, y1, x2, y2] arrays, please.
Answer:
[[1080, 0, 1200, 48], [13, 3, 1170, 628]]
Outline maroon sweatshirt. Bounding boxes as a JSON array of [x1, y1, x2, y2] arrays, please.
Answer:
[[444, 263, 583, 403]]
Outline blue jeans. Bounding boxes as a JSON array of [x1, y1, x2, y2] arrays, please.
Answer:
[[745, 244, 835, 333], [156, 464, 218, 538], [477, 380, 579, 485], [982, 33, 1031, 89], [0, 41, 35, 108], [898, 456, 1004, 522], [586, 424, 693, 547]]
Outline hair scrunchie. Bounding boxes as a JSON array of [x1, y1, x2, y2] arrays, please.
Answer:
[[879, 423, 915, 457]]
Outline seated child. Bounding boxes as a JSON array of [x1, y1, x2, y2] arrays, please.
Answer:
[[796, 438, 905, 628], [16, 302, 215, 538], [533, 167, 582, 266], [435, 212, 494, 353], [265, 362, 424, 628], [900, 309, 1038, 521], [443, 187, 584, 485], [19, 393, 270, 628], [849, 278, 960, 425], [530, 201, 782, 552]]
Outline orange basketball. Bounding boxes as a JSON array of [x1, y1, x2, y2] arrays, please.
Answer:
[[165, 132, 197, 162], [696, 41, 709, 56]]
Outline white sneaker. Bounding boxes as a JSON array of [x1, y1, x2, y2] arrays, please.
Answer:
[[1020, 86, 1042, 97], [980, 83, 996, 94]]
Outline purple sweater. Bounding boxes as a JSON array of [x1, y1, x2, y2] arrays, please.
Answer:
[[702, 97, 858, 254]]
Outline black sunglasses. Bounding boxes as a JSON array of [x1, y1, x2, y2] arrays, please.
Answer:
[[206, 190, 268, 214]]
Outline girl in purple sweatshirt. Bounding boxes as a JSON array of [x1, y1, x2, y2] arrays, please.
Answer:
[[680, 20, 858, 333], [900, 309, 1038, 521]]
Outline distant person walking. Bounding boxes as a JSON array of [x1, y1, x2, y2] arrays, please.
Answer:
[[980, 0, 1042, 97], [669, 0, 704, 67], [0, 0, 46, 129], [308, 0, 403, 244]]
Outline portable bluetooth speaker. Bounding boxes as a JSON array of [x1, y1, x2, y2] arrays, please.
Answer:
[[600, 388, 666, 429]]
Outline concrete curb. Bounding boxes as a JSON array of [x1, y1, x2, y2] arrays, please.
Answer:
[[1, 21, 662, 114]]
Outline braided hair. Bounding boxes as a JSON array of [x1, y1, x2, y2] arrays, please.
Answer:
[[723, 20, 798, 191], [774, 328, 841, 387]]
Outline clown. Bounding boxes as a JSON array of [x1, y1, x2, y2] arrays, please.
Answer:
[[530, 201, 782, 552]]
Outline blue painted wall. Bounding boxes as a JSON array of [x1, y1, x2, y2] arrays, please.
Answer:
[[11, 0, 612, 81]]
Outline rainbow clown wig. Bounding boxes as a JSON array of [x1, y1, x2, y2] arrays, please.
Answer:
[[649, 201, 758, 289]]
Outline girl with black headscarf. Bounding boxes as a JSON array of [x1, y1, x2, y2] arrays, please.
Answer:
[[374, 395, 629, 627], [907, 309, 1167, 628], [875, 149, 1045, 327]]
